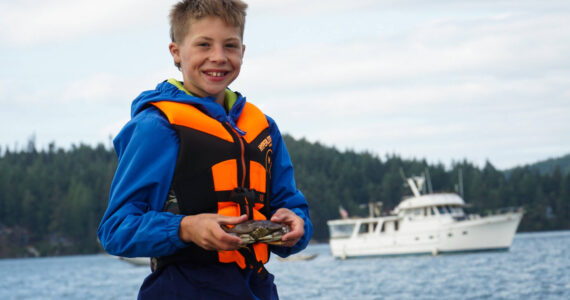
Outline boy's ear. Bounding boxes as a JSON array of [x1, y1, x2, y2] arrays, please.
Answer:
[[169, 42, 181, 64], [241, 44, 246, 58]]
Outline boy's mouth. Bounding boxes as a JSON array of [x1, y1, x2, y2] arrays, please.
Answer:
[[204, 71, 229, 78]]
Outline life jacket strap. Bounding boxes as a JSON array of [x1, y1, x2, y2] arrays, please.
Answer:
[[238, 247, 269, 279], [227, 187, 264, 220]]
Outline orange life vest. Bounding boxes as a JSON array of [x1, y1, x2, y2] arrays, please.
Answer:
[[150, 100, 273, 274]]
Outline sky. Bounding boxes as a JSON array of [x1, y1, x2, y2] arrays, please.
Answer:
[[1, 0, 569, 170]]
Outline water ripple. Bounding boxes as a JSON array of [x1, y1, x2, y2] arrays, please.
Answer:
[[0, 231, 568, 300]]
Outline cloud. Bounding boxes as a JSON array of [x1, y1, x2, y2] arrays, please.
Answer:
[[0, 0, 169, 46], [247, 0, 380, 14], [59, 65, 179, 104], [240, 11, 570, 96], [61, 73, 124, 103]]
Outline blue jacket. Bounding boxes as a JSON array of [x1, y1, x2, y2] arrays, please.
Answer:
[[97, 79, 312, 260]]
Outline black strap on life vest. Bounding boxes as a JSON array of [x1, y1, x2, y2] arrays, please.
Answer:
[[238, 247, 269, 279], [228, 187, 264, 220]]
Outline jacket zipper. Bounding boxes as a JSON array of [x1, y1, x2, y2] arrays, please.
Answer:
[[227, 123, 251, 218], [227, 123, 246, 187]]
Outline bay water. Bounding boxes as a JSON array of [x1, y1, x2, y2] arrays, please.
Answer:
[[1, 230, 568, 299]]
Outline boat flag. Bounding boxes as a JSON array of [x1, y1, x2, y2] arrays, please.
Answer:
[[339, 206, 349, 219]]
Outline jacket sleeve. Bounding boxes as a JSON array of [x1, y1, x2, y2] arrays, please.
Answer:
[[97, 107, 187, 257], [266, 116, 313, 257]]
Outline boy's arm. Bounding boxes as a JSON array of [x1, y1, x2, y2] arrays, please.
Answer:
[[97, 108, 187, 257], [266, 116, 313, 257]]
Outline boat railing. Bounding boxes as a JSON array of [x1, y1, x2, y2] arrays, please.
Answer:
[[480, 206, 523, 216], [459, 206, 523, 220]]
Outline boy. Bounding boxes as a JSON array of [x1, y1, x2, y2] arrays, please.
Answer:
[[97, 0, 312, 299]]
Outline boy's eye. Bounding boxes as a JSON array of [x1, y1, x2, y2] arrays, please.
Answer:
[[198, 42, 210, 47], [226, 43, 238, 48]]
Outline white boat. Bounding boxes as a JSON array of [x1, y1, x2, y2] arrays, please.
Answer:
[[327, 176, 523, 259], [118, 256, 150, 266]]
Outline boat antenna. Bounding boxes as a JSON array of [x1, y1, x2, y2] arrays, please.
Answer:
[[458, 167, 465, 199], [399, 168, 407, 183], [424, 167, 433, 194]]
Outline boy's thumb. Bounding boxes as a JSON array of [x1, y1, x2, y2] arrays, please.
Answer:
[[219, 214, 248, 225]]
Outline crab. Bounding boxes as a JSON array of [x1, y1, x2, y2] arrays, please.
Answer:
[[223, 220, 289, 245]]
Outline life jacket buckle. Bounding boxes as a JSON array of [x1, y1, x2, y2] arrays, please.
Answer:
[[230, 187, 258, 219]]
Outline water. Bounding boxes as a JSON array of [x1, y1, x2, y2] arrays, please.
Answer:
[[1, 231, 568, 300]]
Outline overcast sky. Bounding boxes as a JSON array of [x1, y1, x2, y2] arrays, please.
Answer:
[[1, 0, 569, 170]]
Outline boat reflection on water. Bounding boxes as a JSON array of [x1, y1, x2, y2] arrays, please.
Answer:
[[118, 256, 149, 267], [327, 175, 523, 259]]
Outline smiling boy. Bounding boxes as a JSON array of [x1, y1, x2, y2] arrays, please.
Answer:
[[97, 0, 312, 299], [170, 16, 243, 105]]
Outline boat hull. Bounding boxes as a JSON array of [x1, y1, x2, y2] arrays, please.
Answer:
[[329, 211, 523, 259]]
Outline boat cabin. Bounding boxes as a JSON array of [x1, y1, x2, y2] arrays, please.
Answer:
[[395, 193, 466, 220]]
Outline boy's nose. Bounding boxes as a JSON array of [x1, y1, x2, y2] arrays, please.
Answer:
[[209, 46, 228, 64]]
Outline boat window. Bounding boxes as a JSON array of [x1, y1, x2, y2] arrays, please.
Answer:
[[413, 208, 422, 216], [329, 224, 355, 239], [437, 206, 447, 214], [431, 207, 438, 216], [358, 223, 369, 234]]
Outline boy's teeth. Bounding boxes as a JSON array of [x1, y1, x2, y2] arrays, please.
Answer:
[[207, 72, 224, 77]]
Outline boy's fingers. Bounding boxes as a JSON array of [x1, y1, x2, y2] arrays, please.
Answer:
[[216, 233, 242, 250], [218, 214, 248, 225], [270, 208, 292, 222]]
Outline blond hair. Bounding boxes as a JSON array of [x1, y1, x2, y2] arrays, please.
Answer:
[[170, 0, 248, 44]]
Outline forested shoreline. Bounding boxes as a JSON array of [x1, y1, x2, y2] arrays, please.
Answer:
[[1, 137, 568, 258]]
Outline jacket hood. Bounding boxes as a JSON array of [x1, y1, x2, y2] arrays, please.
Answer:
[[131, 79, 247, 133]]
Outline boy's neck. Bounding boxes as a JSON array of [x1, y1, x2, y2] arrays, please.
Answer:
[[167, 79, 237, 112]]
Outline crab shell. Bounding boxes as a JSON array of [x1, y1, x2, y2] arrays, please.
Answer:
[[223, 220, 289, 245]]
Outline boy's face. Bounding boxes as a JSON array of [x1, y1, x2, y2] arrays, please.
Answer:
[[169, 17, 245, 105]]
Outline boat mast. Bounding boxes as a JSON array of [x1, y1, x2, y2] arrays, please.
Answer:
[[406, 178, 421, 197], [458, 167, 465, 199], [425, 167, 433, 194], [400, 168, 422, 197]]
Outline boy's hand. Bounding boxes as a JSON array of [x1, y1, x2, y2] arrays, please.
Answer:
[[270, 208, 305, 247], [178, 214, 248, 251]]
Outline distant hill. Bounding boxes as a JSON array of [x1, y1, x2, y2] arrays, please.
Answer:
[[507, 153, 570, 176]]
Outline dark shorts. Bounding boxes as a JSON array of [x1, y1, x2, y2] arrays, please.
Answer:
[[138, 263, 278, 300]]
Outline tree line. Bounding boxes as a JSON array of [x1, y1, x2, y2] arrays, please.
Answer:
[[0, 137, 568, 258]]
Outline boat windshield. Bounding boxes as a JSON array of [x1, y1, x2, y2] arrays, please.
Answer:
[[358, 222, 377, 235], [436, 205, 464, 215], [437, 206, 450, 214], [329, 223, 355, 239]]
